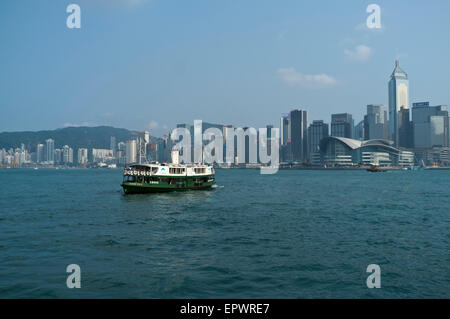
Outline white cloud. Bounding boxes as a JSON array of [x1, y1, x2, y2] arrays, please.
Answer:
[[63, 122, 98, 127], [344, 45, 372, 62], [276, 68, 337, 89]]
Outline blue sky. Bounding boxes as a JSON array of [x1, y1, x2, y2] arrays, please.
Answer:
[[1, 0, 449, 136]]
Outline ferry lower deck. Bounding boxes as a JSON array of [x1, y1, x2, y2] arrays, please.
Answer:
[[122, 175, 215, 193], [121, 163, 216, 194]]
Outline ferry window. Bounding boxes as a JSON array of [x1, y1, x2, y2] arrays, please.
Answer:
[[169, 168, 185, 174]]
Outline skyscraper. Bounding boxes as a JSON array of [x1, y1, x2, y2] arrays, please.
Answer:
[[36, 143, 44, 163], [364, 104, 387, 140], [110, 136, 117, 157], [280, 114, 292, 162], [45, 138, 55, 163], [280, 114, 291, 146], [398, 107, 413, 148], [308, 120, 329, 155], [117, 142, 127, 165], [126, 139, 137, 164], [78, 148, 88, 165], [290, 109, 308, 162], [54, 148, 62, 164], [388, 59, 409, 146], [331, 113, 353, 138], [412, 102, 449, 149], [354, 120, 365, 141], [63, 145, 73, 164]]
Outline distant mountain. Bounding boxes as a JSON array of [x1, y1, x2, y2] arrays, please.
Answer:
[[0, 126, 151, 151]]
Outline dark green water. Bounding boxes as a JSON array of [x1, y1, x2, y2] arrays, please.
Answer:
[[0, 168, 449, 298]]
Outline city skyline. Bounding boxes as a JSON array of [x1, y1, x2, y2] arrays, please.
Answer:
[[1, 1, 450, 135]]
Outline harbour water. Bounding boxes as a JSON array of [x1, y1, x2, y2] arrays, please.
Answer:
[[0, 169, 449, 298]]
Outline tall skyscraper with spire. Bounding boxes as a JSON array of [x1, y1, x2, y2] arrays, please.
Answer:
[[388, 59, 409, 147]]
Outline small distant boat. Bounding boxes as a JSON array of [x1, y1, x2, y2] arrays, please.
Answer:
[[367, 163, 387, 173], [406, 166, 424, 171], [405, 159, 427, 171]]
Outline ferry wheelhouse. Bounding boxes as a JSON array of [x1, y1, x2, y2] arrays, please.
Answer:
[[121, 162, 215, 194]]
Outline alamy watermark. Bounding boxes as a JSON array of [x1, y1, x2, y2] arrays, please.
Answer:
[[171, 120, 280, 174], [366, 4, 381, 29], [66, 4, 81, 29], [366, 264, 381, 289], [66, 264, 81, 288]]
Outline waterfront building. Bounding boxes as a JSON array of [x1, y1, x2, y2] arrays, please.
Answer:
[[0, 148, 4, 166], [398, 106, 413, 148], [62, 145, 73, 164], [125, 139, 137, 164], [117, 142, 127, 165], [36, 143, 44, 163], [146, 143, 158, 162], [54, 148, 62, 164], [412, 102, 449, 149], [388, 59, 409, 147], [415, 147, 449, 166], [14, 150, 21, 167], [319, 136, 414, 167], [223, 125, 236, 164], [110, 136, 117, 157], [280, 113, 292, 162], [280, 114, 291, 146], [3, 152, 14, 166], [354, 120, 365, 141], [78, 148, 88, 165], [240, 126, 258, 164], [158, 135, 171, 163], [331, 113, 354, 139], [92, 148, 114, 163], [266, 124, 273, 158], [364, 104, 387, 140], [290, 109, 308, 162], [45, 138, 55, 163], [308, 120, 329, 164], [361, 152, 391, 166]]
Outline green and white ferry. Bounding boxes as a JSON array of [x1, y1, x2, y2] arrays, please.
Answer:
[[121, 152, 215, 194]]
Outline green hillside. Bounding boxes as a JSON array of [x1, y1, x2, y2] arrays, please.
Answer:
[[0, 126, 144, 151]]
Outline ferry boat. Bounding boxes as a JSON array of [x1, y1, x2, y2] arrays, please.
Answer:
[[121, 151, 215, 194]]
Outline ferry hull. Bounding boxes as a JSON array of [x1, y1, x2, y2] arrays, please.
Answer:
[[121, 180, 215, 194]]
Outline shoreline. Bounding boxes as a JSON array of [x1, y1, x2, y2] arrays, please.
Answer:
[[2, 166, 450, 171]]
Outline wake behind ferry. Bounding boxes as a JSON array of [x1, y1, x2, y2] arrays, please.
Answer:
[[121, 151, 215, 194]]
